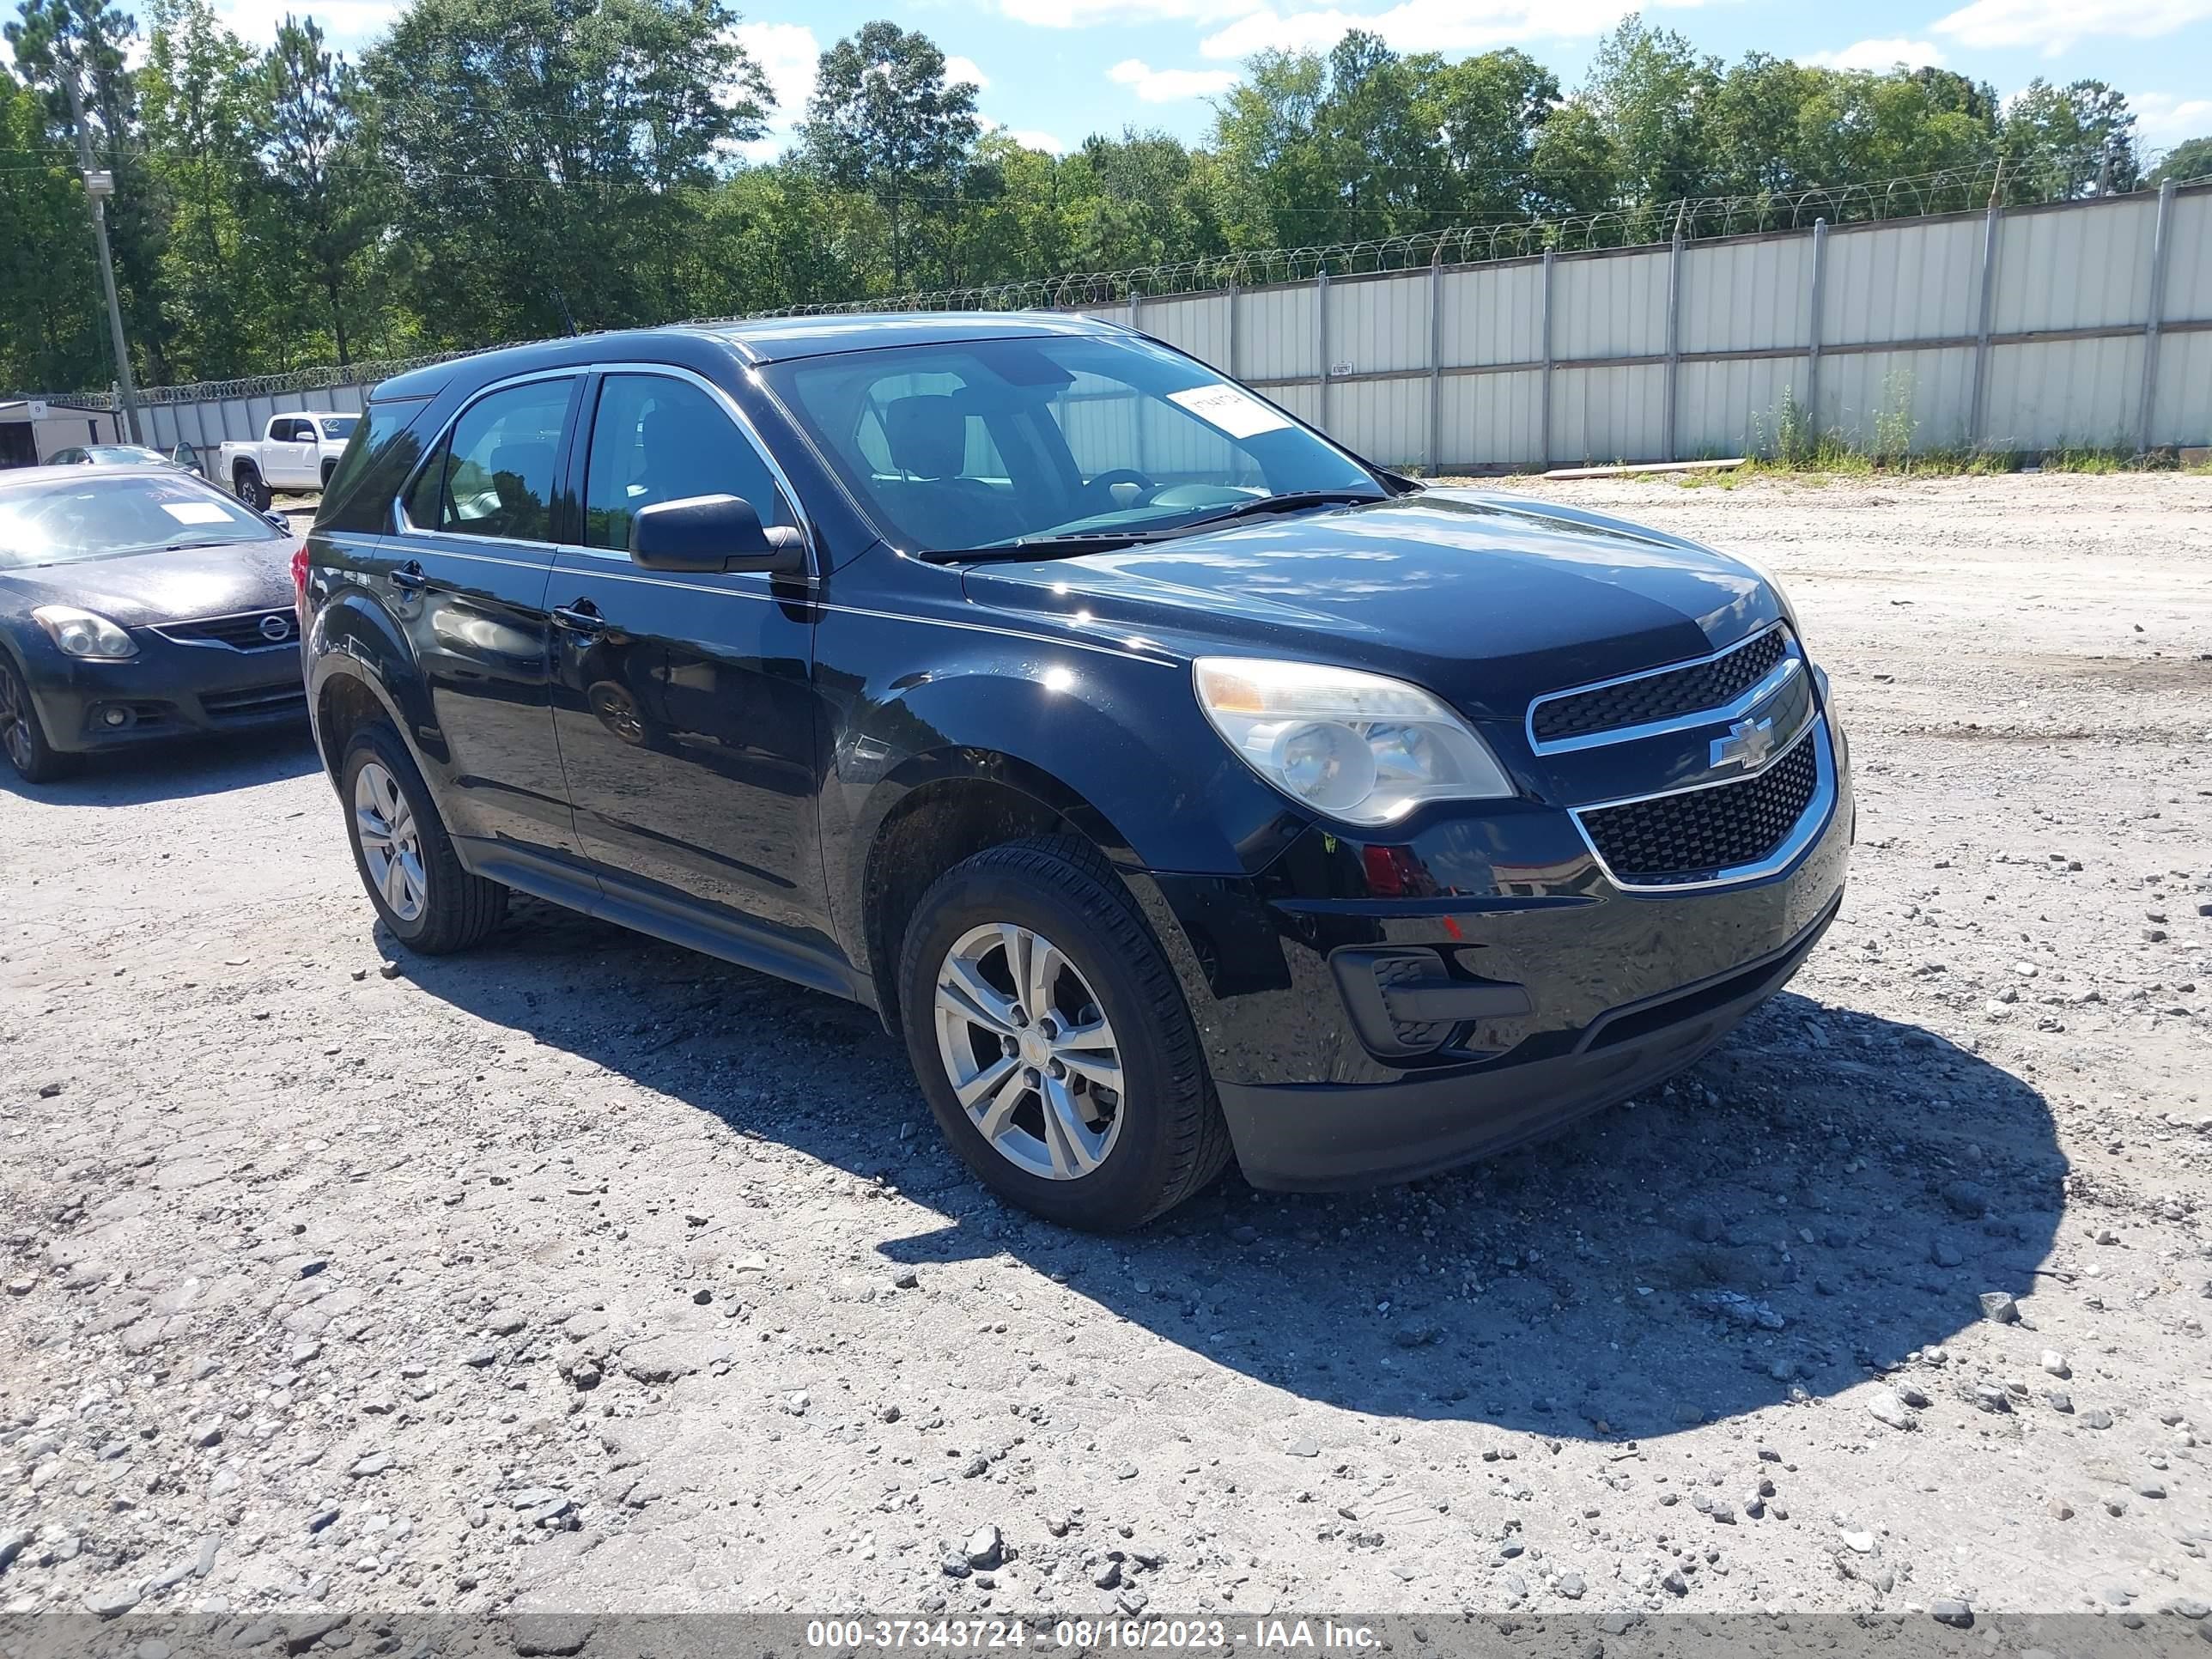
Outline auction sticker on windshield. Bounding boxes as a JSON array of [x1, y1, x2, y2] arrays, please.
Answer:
[[1166, 384, 1291, 440], [160, 501, 232, 525]]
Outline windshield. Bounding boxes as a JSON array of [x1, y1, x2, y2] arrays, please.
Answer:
[[84, 447, 171, 465], [320, 416, 360, 440], [0, 473, 283, 570], [764, 332, 1379, 554]]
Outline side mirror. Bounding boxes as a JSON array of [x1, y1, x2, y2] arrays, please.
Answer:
[[629, 494, 805, 576]]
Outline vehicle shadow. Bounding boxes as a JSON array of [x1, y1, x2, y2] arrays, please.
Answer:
[[400, 897, 2066, 1441], [0, 726, 319, 806]]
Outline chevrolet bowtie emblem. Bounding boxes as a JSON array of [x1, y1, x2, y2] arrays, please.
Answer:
[[1711, 714, 1777, 771]]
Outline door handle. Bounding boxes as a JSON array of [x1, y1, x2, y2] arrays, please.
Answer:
[[390, 561, 427, 593], [552, 601, 606, 637]]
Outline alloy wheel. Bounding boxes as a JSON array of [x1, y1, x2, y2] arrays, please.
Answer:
[[933, 922, 1125, 1180], [353, 759, 428, 922], [0, 667, 33, 773]]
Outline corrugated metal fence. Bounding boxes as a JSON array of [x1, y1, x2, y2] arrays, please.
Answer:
[[123, 180, 2212, 474], [1073, 180, 2211, 470]]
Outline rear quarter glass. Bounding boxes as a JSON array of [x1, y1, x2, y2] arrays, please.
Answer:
[[318, 398, 435, 533]]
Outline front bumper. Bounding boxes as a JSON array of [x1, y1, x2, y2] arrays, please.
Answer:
[[22, 632, 307, 753], [1129, 720, 1853, 1192]]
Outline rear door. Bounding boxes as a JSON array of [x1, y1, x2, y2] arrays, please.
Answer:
[[546, 367, 834, 968], [386, 373, 587, 862]]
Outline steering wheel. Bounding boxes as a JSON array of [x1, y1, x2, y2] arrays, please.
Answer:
[[1080, 467, 1159, 512]]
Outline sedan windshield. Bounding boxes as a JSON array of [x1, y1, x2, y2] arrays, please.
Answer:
[[0, 474, 282, 570], [765, 332, 1382, 555]]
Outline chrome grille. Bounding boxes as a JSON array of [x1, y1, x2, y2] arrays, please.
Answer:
[[1532, 626, 1790, 746], [1580, 731, 1822, 887], [154, 610, 295, 651]]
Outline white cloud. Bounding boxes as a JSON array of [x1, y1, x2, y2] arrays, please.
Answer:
[[1108, 58, 1243, 101], [1003, 126, 1068, 153], [1806, 37, 1947, 71], [2132, 91, 2212, 147], [730, 21, 818, 162], [212, 0, 398, 51], [1006, 0, 1261, 29], [1932, 0, 2212, 58], [1194, 0, 1709, 62], [944, 54, 990, 89], [733, 21, 821, 121]]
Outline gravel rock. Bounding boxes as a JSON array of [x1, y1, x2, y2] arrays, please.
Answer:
[[1929, 1599, 1974, 1629], [1867, 1389, 1917, 1431], [1978, 1291, 2020, 1324], [964, 1525, 1004, 1570]]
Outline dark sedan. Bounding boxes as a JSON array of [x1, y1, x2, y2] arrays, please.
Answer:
[[0, 465, 307, 782]]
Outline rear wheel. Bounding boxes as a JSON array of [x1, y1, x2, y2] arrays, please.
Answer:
[[0, 655, 71, 784], [320, 459, 337, 490], [897, 836, 1231, 1231], [339, 725, 507, 953], [234, 463, 270, 512]]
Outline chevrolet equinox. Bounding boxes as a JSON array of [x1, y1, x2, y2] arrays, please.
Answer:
[[300, 313, 1851, 1231]]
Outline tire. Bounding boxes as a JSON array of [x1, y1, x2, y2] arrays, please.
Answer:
[[896, 836, 1231, 1231], [338, 723, 507, 953], [0, 654, 73, 784], [234, 464, 270, 513], [320, 460, 337, 490]]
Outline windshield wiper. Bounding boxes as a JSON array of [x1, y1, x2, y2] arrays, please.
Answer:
[[1176, 489, 1387, 529], [922, 527, 1188, 563]]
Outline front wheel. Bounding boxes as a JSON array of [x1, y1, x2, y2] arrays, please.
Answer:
[[339, 725, 507, 953], [0, 655, 72, 783], [896, 837, 1231, 1231]]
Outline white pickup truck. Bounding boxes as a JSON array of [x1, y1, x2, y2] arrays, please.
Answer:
[[217, 412, 360, 509]]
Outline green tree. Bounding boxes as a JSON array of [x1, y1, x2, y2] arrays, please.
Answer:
[[1432, 48, 1560, 222], [8, 0, 174, 380], [364, 0, 768, 343], [256, 14, 377, 365], [800, 20, 979, 290], [1582, 15, 1721, 208], [137, 0, 260, 377], [2002, 78, 2137, 198], [2148, 135, 2212, 185], [0, 59, 103, 387]]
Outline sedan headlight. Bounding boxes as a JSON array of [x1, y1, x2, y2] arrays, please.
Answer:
[[1194, 657, 1513, 827], [32, 605, 137, 659]]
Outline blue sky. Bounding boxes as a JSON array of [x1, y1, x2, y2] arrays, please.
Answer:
[[223, 0, 2212, 167]]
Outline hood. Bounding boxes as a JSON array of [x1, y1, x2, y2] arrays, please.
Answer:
[[0, 538, 294, 629], [957, 489, 1782, 722]]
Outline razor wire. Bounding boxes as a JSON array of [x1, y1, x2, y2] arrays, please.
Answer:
[[49, 145, 2200, 408]]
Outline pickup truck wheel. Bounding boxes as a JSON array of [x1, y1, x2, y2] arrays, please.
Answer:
[[320, 459, 337, 489], [339, 726, 507, 953], [897, 836, 1231, 1231], [233, 464, 270, 512]]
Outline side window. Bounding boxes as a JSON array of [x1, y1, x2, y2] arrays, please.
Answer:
[[276, 418, 308, 442], [582, 374, 790, 554], [403, 436, 447, 529], [432, 378, 573, 542]]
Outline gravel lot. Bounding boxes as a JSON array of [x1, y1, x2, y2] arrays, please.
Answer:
[[2, 472, 2209, 1637]]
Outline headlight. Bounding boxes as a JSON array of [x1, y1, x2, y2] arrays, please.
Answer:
[[32, 605, 137, 659], [1194, 657, 1513, 827]]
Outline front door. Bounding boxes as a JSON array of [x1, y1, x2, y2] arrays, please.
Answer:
[[385, 374, 586, 861], [548, 369, 832, 959], [268, 417, 319, 488]]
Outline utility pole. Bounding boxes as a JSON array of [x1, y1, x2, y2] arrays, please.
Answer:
[[64, 53, 143, 445]]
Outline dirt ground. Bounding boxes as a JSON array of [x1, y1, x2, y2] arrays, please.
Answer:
[[2, 471, 2209, 1636]]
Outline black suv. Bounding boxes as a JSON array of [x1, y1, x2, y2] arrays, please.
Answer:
[[301, 313, 1850, 1231]]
